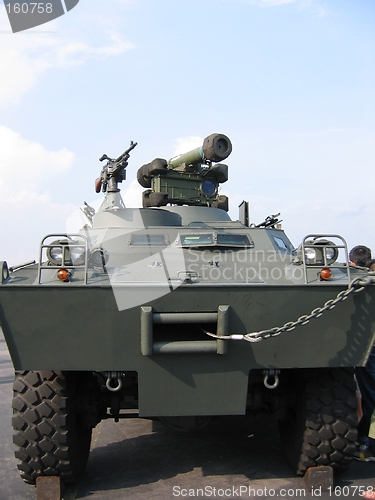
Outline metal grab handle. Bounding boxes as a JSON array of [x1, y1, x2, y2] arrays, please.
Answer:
[[141, 305, 229, 355]]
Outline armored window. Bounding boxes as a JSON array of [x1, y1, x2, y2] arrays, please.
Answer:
[[130, 234, 166, 246], [216, 234, 251, 247], [179, 233, 252, 248], [180, 234, 213, 246], [273, 236, 289, 251]]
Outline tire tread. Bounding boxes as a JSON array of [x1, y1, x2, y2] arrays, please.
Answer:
[[12, 370, 91, 485]]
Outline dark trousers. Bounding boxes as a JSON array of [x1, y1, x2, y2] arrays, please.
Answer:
[[356, 347, 375, 452]]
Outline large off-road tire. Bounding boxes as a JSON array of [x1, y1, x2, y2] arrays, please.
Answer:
[[279, 367, 357, 475], [12, 371, 92, 485]]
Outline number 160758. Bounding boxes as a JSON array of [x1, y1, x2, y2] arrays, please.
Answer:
[[5, 3, 53, 14]]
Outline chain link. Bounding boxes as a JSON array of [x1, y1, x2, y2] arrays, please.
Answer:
[[205, 274, 375, 344]]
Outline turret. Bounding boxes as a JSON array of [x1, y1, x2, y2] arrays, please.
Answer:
[[137, 133, 232, 211]]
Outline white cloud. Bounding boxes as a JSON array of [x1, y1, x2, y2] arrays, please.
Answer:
[[0, 17, 135, 106], [50, 32, 134, 68], [0, 126, 77, 264], [225, 126, 375, 253], [297, 0, 329, 16], [173, 136, 203, 156], [122, 179, 143, 208], [0, 125, 74, 194], [0, 194, 78, 266], [0, 46, 39, 106]]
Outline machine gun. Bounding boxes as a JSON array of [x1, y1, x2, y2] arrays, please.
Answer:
[[137, 133, 232, 210], [254, 213, 282, 229], [95, 141, 138, 193]]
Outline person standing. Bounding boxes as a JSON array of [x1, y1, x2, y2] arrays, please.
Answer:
[[349, 245, 372, 267], [355, 349, 375, 461], [360, 413, 375, 498], [349, 246, 375, 461]]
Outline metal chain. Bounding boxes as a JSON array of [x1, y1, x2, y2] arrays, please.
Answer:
[[204, 274, 375, 344]]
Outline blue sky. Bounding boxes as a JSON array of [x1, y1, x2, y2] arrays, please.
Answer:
[[0, 0, 374, 265]]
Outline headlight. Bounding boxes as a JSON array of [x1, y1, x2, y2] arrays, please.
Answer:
[[304, 247, 316, 263], [47, 240, 68, 265], [89, 248, 109, 269], [303, 239, 339, 266], [325, 247, 337, 262], [46, 240, 86, 266], [318, 240, 339, 265], [48, 246, 63, 264], [70, 246, 85, 265]]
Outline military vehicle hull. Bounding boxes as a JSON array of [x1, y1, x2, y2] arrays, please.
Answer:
[[1, 276, 374, 417], [2, 135, 375, 485]]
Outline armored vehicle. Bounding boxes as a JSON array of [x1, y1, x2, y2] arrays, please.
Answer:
[[1, 133, 375, 486]]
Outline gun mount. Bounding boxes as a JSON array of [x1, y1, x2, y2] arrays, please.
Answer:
[[94, 140, 138, 212], [95, 141, 138, 194], [137, 133, 232, 210]]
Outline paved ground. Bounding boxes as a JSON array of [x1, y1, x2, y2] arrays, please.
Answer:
[[1, 329, 375, 500]]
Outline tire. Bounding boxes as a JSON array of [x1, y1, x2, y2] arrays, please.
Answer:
[[12, 371, 92, 485], [279, 367, 358, 475]]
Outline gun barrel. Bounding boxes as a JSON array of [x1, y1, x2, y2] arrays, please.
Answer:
[[115, 141, 138, 162], [168, 133, 232, 170]]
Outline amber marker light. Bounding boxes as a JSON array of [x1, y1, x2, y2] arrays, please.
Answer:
[[320, 267, 332, 280], [57, 269, 71, 282]]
